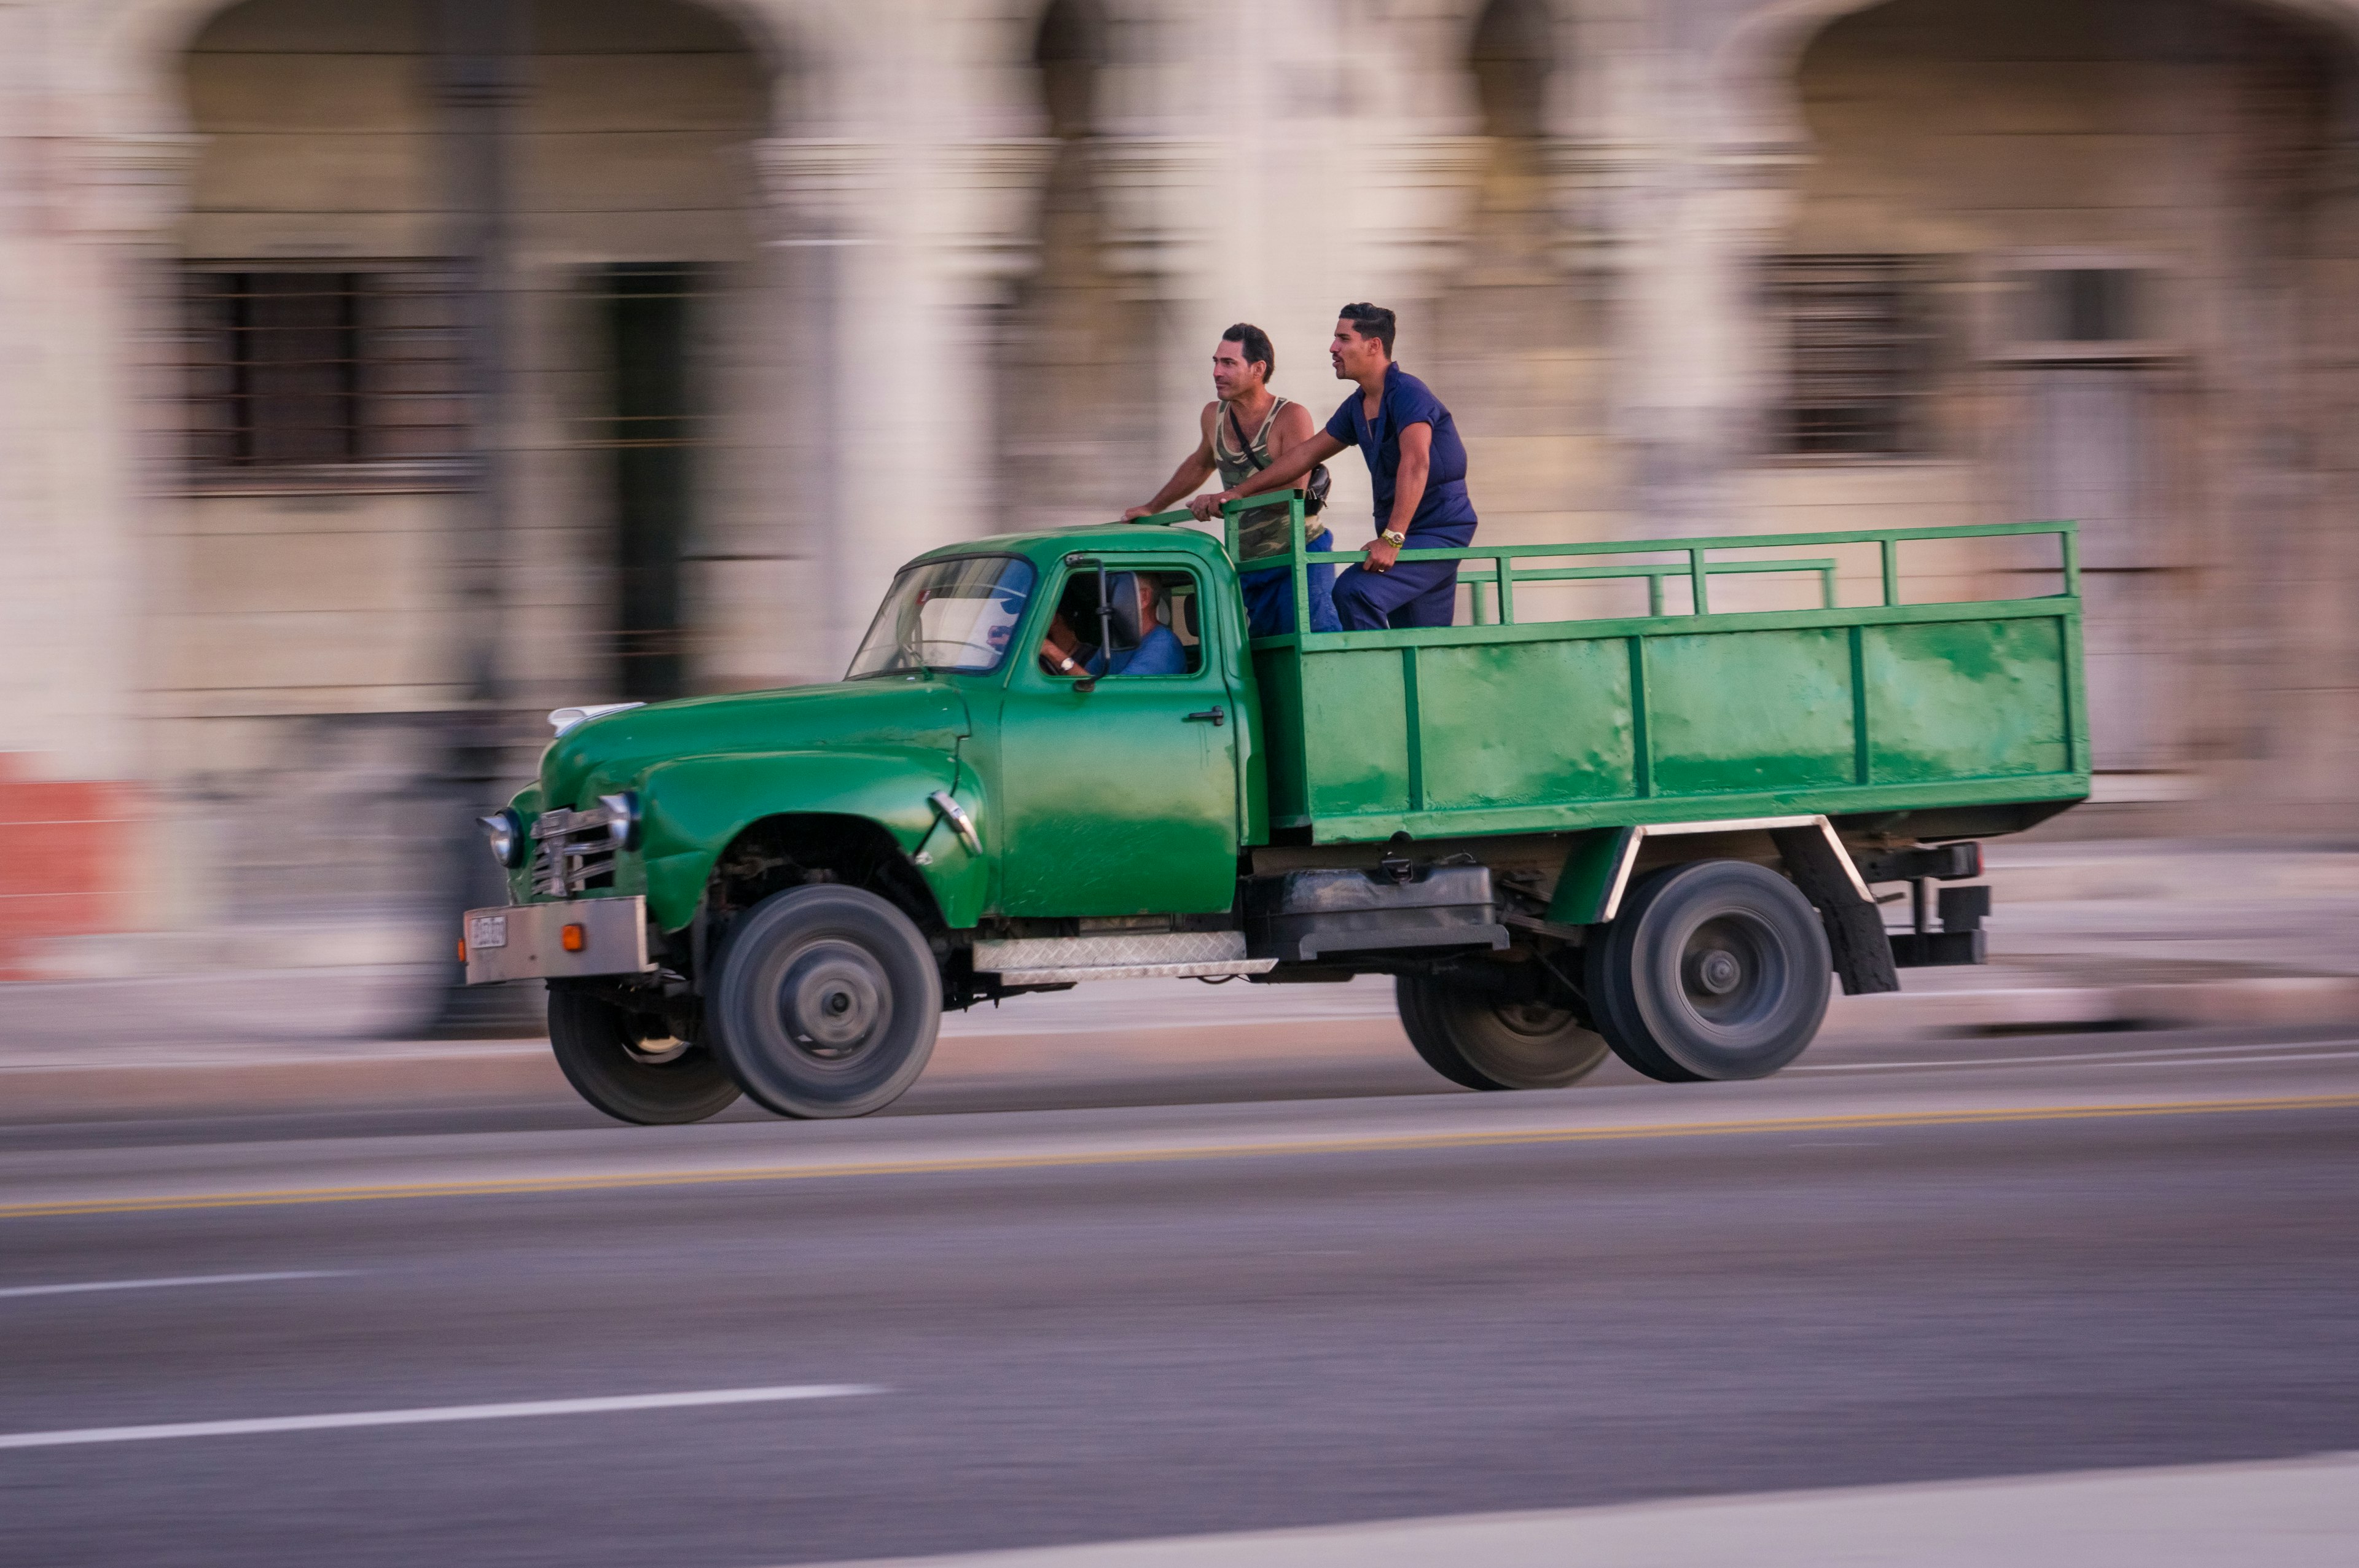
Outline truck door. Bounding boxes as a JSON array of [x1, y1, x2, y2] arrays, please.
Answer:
[[996, 558, 1241, 916]]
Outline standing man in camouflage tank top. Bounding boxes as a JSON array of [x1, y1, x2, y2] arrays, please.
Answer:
[[1123, 324, 1341, 636]]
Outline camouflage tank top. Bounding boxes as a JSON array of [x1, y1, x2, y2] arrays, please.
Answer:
[[1213, 397, 1328, 563]]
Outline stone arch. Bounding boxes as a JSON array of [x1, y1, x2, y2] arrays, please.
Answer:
[[1712, 0, 2359, 154], [92, 0, 843, 140], [1467, 0, 1558, 139]]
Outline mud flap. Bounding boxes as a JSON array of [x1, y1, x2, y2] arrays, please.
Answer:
[[1772, 825, 1901, 997]]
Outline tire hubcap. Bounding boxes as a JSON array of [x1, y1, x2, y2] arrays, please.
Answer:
[[1678, 915, 1782, 1026], [1688, 948, 1743, 995], [776, 942, 888, 1063]]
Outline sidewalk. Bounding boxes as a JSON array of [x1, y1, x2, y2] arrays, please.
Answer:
[[2, 840, 2355, 1121]]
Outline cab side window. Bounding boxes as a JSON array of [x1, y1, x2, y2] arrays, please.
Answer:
[[1040, 569, 1203, 679]]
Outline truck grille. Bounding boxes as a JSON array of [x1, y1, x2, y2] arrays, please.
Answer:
[[530, 805, 622, 897]]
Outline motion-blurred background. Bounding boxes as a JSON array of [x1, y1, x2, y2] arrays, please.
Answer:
[[3, 0, 2356, 1033]]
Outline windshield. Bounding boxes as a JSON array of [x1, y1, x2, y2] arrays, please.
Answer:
[[846, 556, 1036, 680]]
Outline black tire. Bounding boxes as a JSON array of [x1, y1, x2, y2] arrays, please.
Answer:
[[1586, 860, 1831, 1083], [547, 988, 740, 1126], [708, 886, 941, 1119], [1396, 973, 1613, 1091]]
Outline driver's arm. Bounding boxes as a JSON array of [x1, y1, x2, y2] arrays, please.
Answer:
[[1039, 613, 1087, 677]]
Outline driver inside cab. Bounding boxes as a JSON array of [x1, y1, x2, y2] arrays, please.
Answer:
[[1039, 572, 1189, 679]]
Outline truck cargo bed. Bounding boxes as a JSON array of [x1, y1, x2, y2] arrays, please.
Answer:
[[1230, 512, 2088, 843]]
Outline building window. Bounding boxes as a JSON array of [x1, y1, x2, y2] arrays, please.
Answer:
[[1772, 255, 1933, 456], [2024, 267, 2143, 345], [185, 268, 466, 477]]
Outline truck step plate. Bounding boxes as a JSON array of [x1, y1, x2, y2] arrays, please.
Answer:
[[972, 932, 1278, 985]]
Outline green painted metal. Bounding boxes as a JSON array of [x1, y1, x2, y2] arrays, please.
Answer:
[[988, 544, 1245, 916], [1224, 497, 2087, 843], [634, 746, 970, 930], [1546, 827, 1637, 926], [1471, 558, 1843, 623]]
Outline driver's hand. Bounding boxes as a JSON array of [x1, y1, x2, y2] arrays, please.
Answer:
[[1122, 505, 1153, 522], [1363, 539, 1400, 574], [1188, 491, 1231, 522]]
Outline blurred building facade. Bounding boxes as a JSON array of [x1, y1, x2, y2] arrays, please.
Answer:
[[2, 0, 2358, 978]]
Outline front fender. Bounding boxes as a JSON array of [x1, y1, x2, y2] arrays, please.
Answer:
[[636, 747, 971, 931]]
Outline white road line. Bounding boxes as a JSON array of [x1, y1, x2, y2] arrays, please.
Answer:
[[0, 1384, 882, 1451], [0, 1270, 352, 1300]]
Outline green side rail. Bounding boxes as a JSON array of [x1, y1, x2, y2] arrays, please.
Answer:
[[1186, 494, 2081, 629]]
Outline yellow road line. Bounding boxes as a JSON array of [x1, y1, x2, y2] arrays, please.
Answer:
[[9, 1092, 2357, 1222]]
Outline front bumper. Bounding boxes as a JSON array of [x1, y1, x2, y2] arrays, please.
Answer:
[[463, 895, 655, 985]]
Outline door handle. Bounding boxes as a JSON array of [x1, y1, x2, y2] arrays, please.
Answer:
[[1184, 707, 1226, 727]]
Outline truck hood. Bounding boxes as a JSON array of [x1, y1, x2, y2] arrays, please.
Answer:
[[537, 677, 970, 808]]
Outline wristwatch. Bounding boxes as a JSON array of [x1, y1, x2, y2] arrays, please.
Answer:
[[1380, 528, 1407, 547]]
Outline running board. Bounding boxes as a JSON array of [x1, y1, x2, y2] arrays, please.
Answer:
[[971, 932, 1277, 985]]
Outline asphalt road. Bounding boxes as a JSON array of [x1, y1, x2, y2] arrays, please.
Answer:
[[2, 1016, 2357, 1567]]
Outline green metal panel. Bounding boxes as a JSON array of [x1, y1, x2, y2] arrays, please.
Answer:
[[1864, 618, 2071, 782], [1254, 640, 1310, 829], [990, 556, 1242, 916], [1645, 627, 1857, 797], [1547, 826, 1637, 926], [1302, 649, 1412, 820], [1415, 639, 1636, 811], [632, 746, 961, 931]]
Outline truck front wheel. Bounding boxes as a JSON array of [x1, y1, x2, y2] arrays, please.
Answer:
[[547, 988, 741, 1126], [1586, 860, 1831, 1083], [1396, 974, 1611, 1091], [709, 886, 942, 1118]]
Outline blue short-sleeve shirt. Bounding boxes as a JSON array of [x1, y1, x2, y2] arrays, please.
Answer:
[[1324, 364, 1479, 544]]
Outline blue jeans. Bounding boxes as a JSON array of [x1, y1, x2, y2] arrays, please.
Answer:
[[1239, 532, 1340, 637], [1331, 555, 1460, 630]]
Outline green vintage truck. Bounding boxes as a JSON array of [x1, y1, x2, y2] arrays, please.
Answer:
[[464, 501, 2087, 1125]]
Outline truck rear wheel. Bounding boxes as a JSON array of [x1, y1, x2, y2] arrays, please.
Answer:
[[1586, 860, 1831, 1083], [1396, 974, 1612, 1091], [709, 886, 941, 1119], [547, 988, 741, 1126]]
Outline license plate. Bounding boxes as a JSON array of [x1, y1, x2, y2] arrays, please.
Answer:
[[469, 914, 509, 950]]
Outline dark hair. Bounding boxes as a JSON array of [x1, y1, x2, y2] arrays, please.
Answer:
[[1221, 322, 1275, 381], [1337, 302, 1396, 357]]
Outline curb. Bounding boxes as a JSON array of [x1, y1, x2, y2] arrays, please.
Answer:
[[0, 1045, 563, 1126], [3, 977, 2356, 1126], [1824, 975, 2359, 1038]]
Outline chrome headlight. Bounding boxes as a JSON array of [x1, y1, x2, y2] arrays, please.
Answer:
[[479, 809, 527, 870], [598, 792, 642, 851]]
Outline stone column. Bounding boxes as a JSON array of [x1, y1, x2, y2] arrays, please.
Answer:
[[1089, 133, 1218, 449], [928, 133, 1059, 531], [0, 127, 199, 965], [757, 134, 1054, 671], [754, 136, 878, 677], [11, 131, 201, 779], [1550, 80, 1805, 534]]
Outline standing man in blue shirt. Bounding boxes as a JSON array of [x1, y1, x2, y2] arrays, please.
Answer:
[[1191, 303, 1475, 630]]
